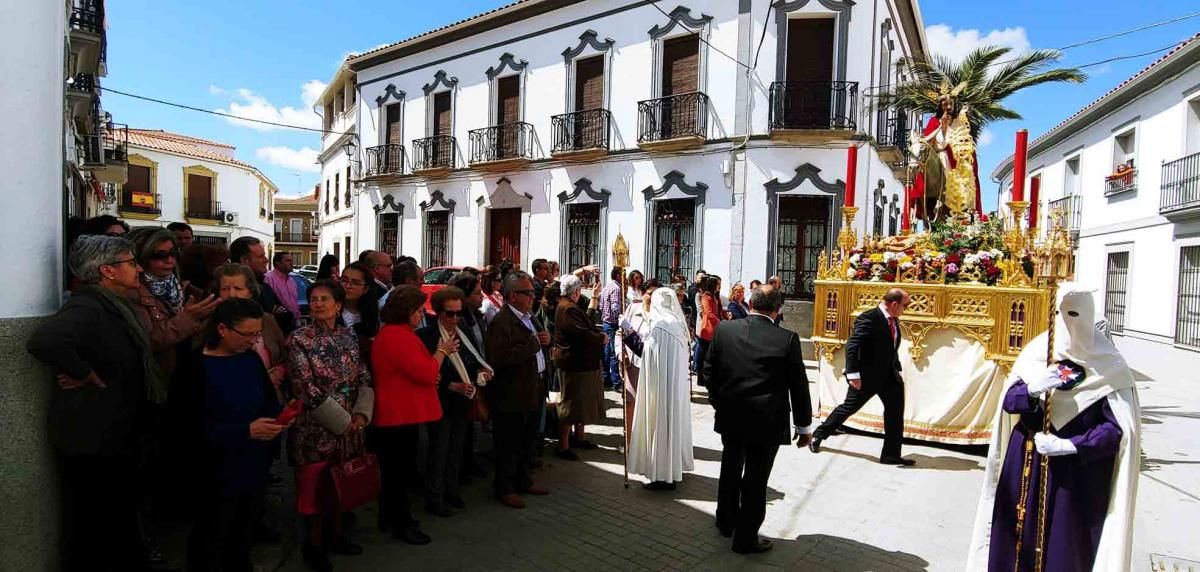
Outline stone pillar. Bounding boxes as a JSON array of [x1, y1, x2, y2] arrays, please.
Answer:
[[0, 1, 66, 570]]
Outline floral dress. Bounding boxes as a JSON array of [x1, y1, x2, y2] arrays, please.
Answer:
[[287, 324, 372, 464]]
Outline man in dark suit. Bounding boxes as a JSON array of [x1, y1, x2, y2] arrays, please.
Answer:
[[484, 271, 552, 509], [809, 287, 913, 466], [704, 285, 812, 554]]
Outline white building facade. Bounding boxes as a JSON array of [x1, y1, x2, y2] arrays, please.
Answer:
[[994, 35, 1200, 379], [322, 0, 927, 307], [315, 68, 361, 265], [105, 129, 278, 247]]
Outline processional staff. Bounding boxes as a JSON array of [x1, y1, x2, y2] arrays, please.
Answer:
[[612, 232, 631, 489]]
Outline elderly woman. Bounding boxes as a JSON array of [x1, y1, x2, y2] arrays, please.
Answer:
[[213, 264, 287, 394], [184, 298, 288, 572], [125, 228, 220, 381], [727, 282, 750, 319], [617, 279, 661, 436], [373, 286, 455, 544], [553, 275, 608, 461], [27, 235, 162, 572], [288, 279, 374, 570]]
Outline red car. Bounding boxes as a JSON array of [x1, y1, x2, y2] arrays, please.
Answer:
[[421, 266, 466, 311]]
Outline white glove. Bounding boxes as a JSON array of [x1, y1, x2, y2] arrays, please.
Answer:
[[1033, 432, 1077, 457], [1026, 365, 1065, 397], [619, 315, 633, 331]]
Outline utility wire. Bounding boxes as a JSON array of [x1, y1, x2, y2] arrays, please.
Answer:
[[1056, 11, 1199, 51], [648, 0, 751, 70], [100, 86, 343, 135], [1075, 42, 1180, 69]]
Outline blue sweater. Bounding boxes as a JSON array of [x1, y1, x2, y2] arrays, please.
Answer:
[[200, 351, 282, 495]]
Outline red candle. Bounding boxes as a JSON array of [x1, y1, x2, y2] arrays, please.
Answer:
[[1012, 129, 1028, 202], [845, 144, 858, 206], [1028, 175, 1041, 228], [901, 183, 912, 232]]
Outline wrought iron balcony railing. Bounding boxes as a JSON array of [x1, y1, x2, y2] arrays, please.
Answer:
[[186, 200, 222, 221], [412, 136, 456, 172], [551, 109, 612, 154], [638, 92, 709, 143], [1161, 151, 1200, 214], [276, 232, 309, 243], [1104, 165, 1137, 197], [1047, 194, 1082, 236], [69, 73, 97, 95], [80, 122, 126, 166], [769, 81, 858, 131], [469, 122, 536, 164], [876, 106, 908, 149], [119, 192, 161, 215], [69, 1, 103, 34], [365, 144, 406, 177]]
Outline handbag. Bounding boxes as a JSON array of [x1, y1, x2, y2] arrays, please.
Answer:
[[550, 343, 572, 368], [467, 390, 489, 422], [328, 432, 381, 513]]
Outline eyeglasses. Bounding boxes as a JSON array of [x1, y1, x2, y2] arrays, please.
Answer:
[[340, 277, 366, 287], [104, 257, 138, 268], [512, 289, 535, 296], [148, 249, 179, 261], [440, 310, 461, 318], [227, 326, 263, 338]]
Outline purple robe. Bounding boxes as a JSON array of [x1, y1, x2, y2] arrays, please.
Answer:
[[988, 381, 1123, 571]]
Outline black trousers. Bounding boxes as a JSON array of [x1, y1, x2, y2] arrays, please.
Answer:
[[58, 453, 148, 572], [814, 379, 906, 459], [492, 410, 538, 496], [716, 433, 780, 550], [426, 408, 468, 505], [373, 424, 420, 531], [186, 488, 263, 572]]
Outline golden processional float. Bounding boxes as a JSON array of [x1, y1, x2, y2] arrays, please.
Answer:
[[811, 129, 1074, 445]]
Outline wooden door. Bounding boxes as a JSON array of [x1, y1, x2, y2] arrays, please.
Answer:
[[489, 208, 522, 265], [660, 35, 700, 138], [495, 75, 521, 158], [784, 18, 835, 128], [432, 91, 452, 167], [188, 174, 212, 217], [573, 56, 605, 148]]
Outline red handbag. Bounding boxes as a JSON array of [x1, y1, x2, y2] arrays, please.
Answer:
[[329, 433, 381, 513], [467, 390, 489, 422]]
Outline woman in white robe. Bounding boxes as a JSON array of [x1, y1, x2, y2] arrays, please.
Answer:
[[628, 288, 694, 490]]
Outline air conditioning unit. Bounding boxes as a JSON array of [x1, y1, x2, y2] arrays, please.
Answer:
[[222, 211, 239, 226]]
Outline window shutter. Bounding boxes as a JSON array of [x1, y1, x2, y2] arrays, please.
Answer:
[[662, 35, 699, 96], [386, 104, 403, 146], [127, 164, 150, 194], [575, 56, 605, 111], [786, 19, 834, 83], [496, 75, 521, 125], [433, 92, 452, 136], [188, 175, 211, 211]]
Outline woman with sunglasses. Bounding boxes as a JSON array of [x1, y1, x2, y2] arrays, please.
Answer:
[[27, 235, 162, 571], [183, 298, 288, 572]]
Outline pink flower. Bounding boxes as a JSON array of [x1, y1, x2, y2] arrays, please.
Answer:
[[946, 263, 959, 274], [943, 239, 954, 247]]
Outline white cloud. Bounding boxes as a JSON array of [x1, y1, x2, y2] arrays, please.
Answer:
[[208, 85, 227, 96], [977, 129, 995, 147], [925, 24, 1032, 64], [255, 146, 320, 173], [213, 82, 323, 131]]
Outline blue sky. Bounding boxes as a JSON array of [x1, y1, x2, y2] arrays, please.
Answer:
[[104, 0, 1199, 210]]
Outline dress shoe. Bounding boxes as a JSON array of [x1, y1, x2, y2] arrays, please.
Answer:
[[732, 538, 774, 554], [425, 502, 453, 517], [392, 522, 432, 545], [555, 449, 580, 461], [301, 543, 333, 572], [497, 493, 526, 509], [715, 522, 734, 538], [522, 485, 550, 496], [445, 495, 466, 509], [643, 481, 677, 491], [879, 456, 916, 466], [328, 535, 363, 556], [808, 436, 823, 454]]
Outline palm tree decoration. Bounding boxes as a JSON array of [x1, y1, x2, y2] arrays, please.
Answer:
[[877, 46, 1085, 222]]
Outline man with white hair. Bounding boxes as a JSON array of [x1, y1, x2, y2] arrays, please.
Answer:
[[966, 285, 1140, 571]]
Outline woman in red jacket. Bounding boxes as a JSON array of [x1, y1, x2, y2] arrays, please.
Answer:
[[695, 275, 722, 388], [371, 285, 456, 546]]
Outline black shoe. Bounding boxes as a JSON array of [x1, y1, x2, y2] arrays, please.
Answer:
[[715, 522, 733, 538], [643, 481, 677, 491], [328, 535, 363, 556], [732, 538, 774, 554], [572, 440, 599, 450], [393, 522, 432, 545], [254, 521, 281, 544], [445, 496, 466, 509], [808, 436, 823, 454], [301, 543, 333, 572], [425, 502, 452, 517], [879, 456, 916, 466], [555, 449, 580, 461]]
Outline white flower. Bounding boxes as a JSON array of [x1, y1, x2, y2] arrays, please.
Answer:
[[847, 268, 857, 278], [883, 251, 897, 262], [900, 261, 915, 270], [965, 254, 980, 266], [991, 249, 1004, 259], [849, 254, 861, 264]]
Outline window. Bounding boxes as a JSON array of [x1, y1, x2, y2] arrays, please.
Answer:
[[1187, 98, 1200, 156], [1104, 251, 1130, 333], [1106, 129, 1137, 196], [346, 79, 356, 109], [1112, 129, 1136, 170], [324, 180, 330, 214], [566, 203, 601, 285], [333, 173, 340, 210], [1064, 156, 1080, 197], [122, 163, 157, 214], [290, 218, 302, 242], [657, 34, 702, 139], [345, 165, 351, 206], [183, 165, 218, 220], [323, 103, 333, 131], [384, 103, 403, 170], [274, 218, 282, 236], [776, 196, 830, 300], [424, 211, 449, 267], [379, 213, 399, 258], [1178, 246, 1200, 349], [651, 199, 696, 283]]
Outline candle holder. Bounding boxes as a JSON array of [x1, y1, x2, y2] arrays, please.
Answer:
[[836, 206, 860, 254], [1000, 201, 1031, 287]]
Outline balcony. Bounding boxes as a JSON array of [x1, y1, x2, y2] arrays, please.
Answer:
[[1161, 151, 1200, 222], [66, 73, 98, 119], [411, 135, 456, 177], [551, 109, 611, 161], [1047, 194, 1082, 241], [276, 232, 312, 243], [69, 1, 105, 74], [119, 192, 161, 219], [186, 200, 222, 222], [469, 122, 535, 172], [769, 81, 858, 142], [1104, 162, 1137, 197], [875, 107, 908, 164], [638, 92, 708, 152], [81, 122, 128, 184], [364, 144, 407, 178]]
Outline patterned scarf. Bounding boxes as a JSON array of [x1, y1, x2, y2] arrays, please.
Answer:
[[77, 285, 168, 404], [143, 272, 183, 315]]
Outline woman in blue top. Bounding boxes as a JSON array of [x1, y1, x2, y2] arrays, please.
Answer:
[[186, 298, 288, 572]]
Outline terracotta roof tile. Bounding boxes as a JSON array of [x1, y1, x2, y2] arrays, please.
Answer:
[[129, 129, 235, 149], [348, 0, 533, 63], [127, 129, 254, 170]]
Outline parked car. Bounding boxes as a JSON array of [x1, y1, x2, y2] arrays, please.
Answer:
[[421, 266, 465, 311], [296, 265, 318, 281], [290, 272, 312, 321]]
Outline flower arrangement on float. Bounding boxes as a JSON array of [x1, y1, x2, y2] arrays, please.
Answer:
[[843, 217, 1017, 286]]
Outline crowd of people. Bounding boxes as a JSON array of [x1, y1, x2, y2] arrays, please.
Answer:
[[35, 215, 809, 571]]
